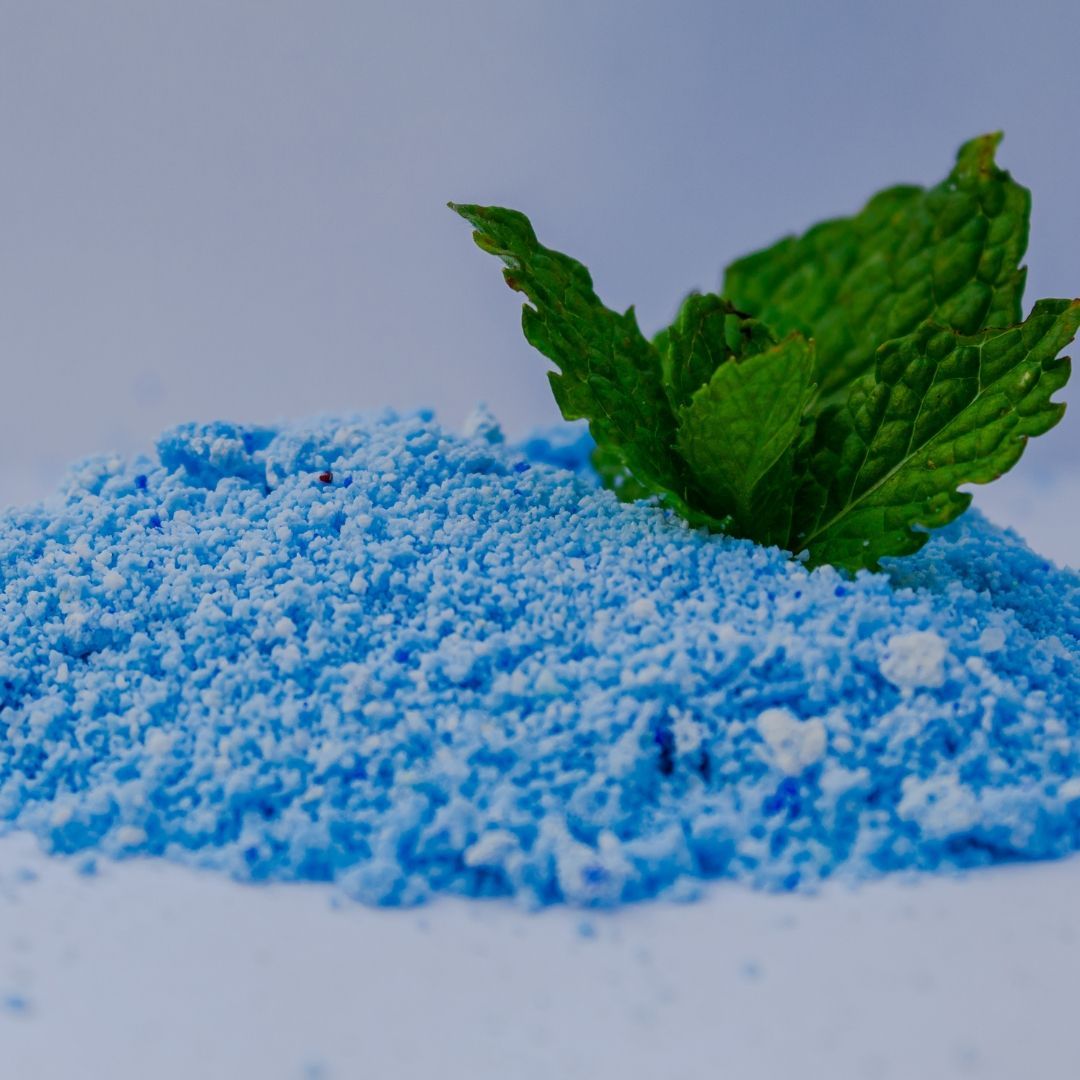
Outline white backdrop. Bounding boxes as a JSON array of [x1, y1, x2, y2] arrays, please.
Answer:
[[1, 1, 1078, 566]]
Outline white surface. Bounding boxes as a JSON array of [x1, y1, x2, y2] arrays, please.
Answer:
[[2, 831, 1079, 1080]]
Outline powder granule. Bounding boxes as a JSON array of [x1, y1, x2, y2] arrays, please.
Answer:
[[0, 411, 1076, 907]]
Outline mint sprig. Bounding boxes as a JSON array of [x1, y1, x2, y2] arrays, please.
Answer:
[[452, 136, 1076, 572]]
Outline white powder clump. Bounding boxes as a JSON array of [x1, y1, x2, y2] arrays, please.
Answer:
[[114, 826, 147, 847], [462, 404, 504, 444], [533, 669, 564, 696], [755, 708, 827, 775], [463, 830, 519, 868], [1058, 778, 1080, 803], [101, 569, 124, 592], [627, 597, 657, 620], [672, 710, 705, 756], [979, 626, 1007, 653], [145, 729, 176, 757], [896, 774, 978, 838], [880, 630, 948, 692]]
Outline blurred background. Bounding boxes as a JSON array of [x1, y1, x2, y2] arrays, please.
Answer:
[[1, 0, 1077, 564]]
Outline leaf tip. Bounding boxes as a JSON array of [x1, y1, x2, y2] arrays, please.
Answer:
[[449, 202, 499, 230], [954, 132, 1005, 180]]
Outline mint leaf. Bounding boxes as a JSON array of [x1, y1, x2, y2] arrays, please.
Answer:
[[723, 134, 1030, 399], [661, 292, 775, 412], [796, 298, 1078, 570], [449, 203, 732, 528], [676, 335, 815, 544], [589, 440, 654, 503]]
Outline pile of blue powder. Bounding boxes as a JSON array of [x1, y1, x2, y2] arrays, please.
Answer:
[[0, 409, 1077, 907]]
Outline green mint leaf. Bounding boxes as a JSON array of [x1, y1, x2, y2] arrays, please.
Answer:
[[661, 292, 775, 412], [723, 134, 1030, 399], [589, 440, 655, 503], [449, 202, 727, 527], [676, 335, 815, 543], [796, 298, 1078, 571]]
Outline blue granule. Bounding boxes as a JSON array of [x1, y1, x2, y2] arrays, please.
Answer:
[[0, 410, 1077, 907]]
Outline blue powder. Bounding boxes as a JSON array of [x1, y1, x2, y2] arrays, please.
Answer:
[[0, 410, 1077, 907]]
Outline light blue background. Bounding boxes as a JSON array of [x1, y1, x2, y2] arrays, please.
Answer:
[[1, 0, 1077, 559]]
